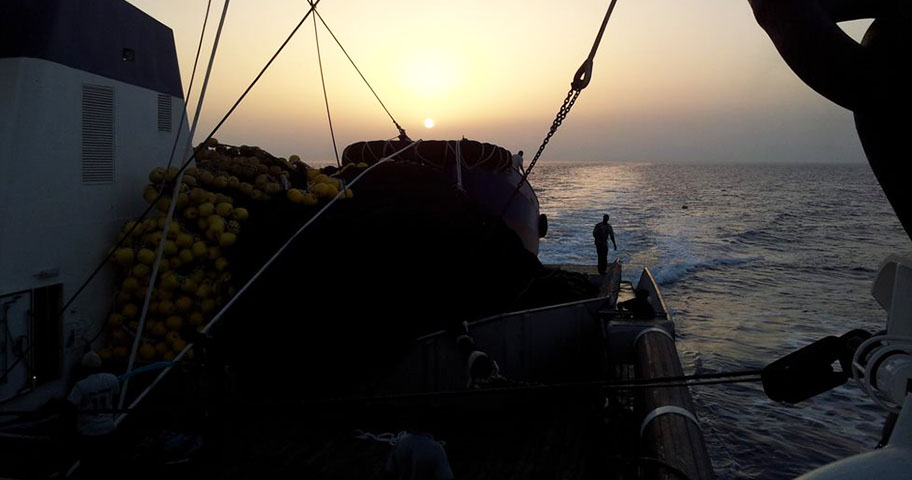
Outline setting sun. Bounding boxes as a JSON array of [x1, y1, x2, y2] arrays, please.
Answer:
[[2, 3, 901, 479]]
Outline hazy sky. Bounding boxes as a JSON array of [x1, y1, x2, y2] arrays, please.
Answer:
[[130, 0, 872, 164]]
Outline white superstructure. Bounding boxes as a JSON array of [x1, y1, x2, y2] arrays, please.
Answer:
[[0, 0, 188, 410]]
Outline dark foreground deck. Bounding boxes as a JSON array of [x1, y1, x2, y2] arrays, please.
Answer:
[[0, 265, 711, 479], [210, 393, 609, 479], [197, 264, 712, 479]]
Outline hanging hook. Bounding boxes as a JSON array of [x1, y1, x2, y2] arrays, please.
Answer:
[[572, 0, 618, 92]]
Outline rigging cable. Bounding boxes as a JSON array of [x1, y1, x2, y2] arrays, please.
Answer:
[[313, 8, 341, 167], [0, 367, 762, 418], [119, 0, 231, 410], [295, 371, 763, 407], [500, 0, 619, 216], [0, 0, 326, 388], [307, 1, 408, 140], [0, 0, 219, 386], [114, 140, 423, 427], [161, 0, 213, 177]]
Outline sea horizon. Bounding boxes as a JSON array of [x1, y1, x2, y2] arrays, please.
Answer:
[[301, 157, 873, 168], [534, 162, 910, 479]]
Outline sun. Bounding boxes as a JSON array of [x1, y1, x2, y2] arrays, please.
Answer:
[[424, 118, 435, 129]]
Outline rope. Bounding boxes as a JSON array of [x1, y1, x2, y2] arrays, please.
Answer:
[[0, 0, 326, 387], [500, 0, 619, 216], [300, 370, 763, 407], [313, 11, 341, 167], [458, 141, 501, 172], [114, 140, 422, 426], [120, 0, 231, 410], [161, 0, 213, 177], [0, 367, 760, 421], [354, 430, 409, 445], [0, 0, 215, 377], [307, 1, 406, 139], [354, 430, 447, 447]]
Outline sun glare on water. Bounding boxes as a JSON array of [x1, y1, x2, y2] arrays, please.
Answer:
[[424, 118, 435, 128]]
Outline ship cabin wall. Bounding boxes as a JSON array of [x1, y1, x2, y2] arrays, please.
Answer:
[[0, 58, 188, 407]]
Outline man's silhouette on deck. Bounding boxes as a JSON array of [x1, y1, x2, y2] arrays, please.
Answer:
[[593, 214, 617, 275]]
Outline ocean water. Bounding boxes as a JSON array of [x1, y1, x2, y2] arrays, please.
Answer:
[[533, 163, 912, 479]]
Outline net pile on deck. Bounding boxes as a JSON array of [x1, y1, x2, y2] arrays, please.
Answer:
[[97, 140, 363, 365], [97, 140, 596, 393]]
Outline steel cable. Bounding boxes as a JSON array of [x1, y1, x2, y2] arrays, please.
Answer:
[[313, 9, 341, 167], [0, 0, 325, 387], [0, 0, 220, 385], [0, 369, 763, 418], [308, 2, 406, 139]]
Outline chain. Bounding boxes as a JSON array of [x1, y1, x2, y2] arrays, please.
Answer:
[[527, 88, 581, 177], [499, 88, 581, 216], [499, 0, 618, 215]]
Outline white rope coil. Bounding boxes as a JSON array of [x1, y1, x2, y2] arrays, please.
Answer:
[[354, 430, 446, 447], [354, 430, 409, 446]]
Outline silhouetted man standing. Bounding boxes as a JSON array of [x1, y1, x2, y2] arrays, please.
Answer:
[[593, 214, 617, 275]]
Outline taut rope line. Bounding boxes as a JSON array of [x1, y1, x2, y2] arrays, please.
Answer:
[[313, 9, 341, 167], [0, 0, 214, 384], [160, 0, 213, 177], [4, 1, 330, 389], [115, 140, 422, 425], [308, 1, 407, 140], [120, 0, 232, 409]]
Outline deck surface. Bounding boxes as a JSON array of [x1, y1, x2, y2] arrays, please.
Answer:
[[214, 392, 614, 479], [546, 263, 604, 276]]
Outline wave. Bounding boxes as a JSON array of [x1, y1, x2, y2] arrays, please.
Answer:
[[651, 256, 760, 286]]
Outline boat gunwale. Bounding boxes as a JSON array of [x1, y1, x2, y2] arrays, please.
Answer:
[[637, 266, 670, 319], [414, 295, 610, 342]]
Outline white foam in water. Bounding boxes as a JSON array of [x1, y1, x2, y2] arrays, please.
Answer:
[[650, 256, 759, 285], [534, 163, 912, 479], [626, 201, 759, 285]]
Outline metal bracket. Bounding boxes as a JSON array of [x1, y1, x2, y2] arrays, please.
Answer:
[[604, 321, 676, 363], [633, 326, 674, 346], [640, 405, 700, 438], [872, 256, 912, 337]]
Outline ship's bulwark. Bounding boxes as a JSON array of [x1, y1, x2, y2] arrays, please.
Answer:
[[217, 161, 595, 396]]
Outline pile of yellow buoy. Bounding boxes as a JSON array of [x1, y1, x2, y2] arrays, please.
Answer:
[[97, 140, 366, 364]]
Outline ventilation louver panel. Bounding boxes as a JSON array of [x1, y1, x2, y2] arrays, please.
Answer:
[[157, 93, 171, 132], [82, 85, 115, 183]]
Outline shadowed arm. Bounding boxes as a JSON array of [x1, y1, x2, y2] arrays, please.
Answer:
[[749, 0, 912, 239], [747, 0, 873, 111]]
